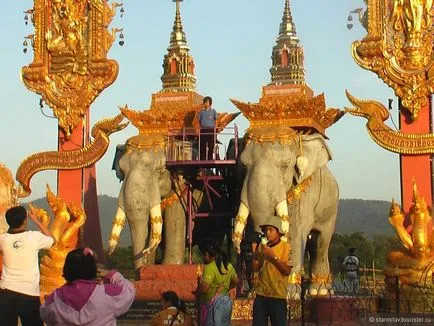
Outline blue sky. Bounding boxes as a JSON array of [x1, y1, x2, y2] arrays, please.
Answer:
[[0, 0, 400, 201]]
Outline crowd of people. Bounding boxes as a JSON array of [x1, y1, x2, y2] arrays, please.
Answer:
[[0, 205, 293, 326]]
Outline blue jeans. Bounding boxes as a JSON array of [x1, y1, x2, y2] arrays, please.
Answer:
[[253, 294, 287, 326], [203, 294, 233, 326]]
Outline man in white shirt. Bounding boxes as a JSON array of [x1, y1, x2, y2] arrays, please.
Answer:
[[0, 205, 55, 326]]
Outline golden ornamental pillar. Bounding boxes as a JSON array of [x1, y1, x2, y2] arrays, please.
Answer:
[[20, 0, 123, 258]]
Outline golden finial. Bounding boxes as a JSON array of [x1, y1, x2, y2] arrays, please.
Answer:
[[170, 0, 187, 49], [279, 0, 297, 39], [161, 0, 196, 92], [269, 0, 305, 85]]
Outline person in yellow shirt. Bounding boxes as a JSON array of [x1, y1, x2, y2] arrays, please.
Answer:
[[252, 216, 292, 326]]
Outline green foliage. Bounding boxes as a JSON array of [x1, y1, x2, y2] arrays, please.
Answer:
[[107, 246, 136, 279], [328, 232, 401, 274]]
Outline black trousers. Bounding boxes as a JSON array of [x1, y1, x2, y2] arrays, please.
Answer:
[[200, 127, 215, 160], [0, 288, 43, 326], [252, 294, 288, 326]]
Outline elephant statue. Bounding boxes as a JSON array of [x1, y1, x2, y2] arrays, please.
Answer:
[[232, 129, 339, 296], [108, 144, 203, 271]]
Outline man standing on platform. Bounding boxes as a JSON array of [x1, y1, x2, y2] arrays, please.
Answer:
[[251, 216, 292, 326], [0, 206, 55, 326], [198, 96, 217, 160]]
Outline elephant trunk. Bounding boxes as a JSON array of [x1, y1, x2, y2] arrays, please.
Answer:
[[108, 207, 126, 255], [142, 203, 163, 255], [232, 202, 249, 254]]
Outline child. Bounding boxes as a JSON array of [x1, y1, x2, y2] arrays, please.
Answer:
[[150, 290, 193, 326], [40, 247, 135, 326]]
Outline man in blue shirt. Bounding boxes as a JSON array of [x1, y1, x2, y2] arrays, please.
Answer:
[[198, 96, 217, 160]]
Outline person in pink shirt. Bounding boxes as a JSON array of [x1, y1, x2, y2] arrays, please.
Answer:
[[40, 247, 135, 326]]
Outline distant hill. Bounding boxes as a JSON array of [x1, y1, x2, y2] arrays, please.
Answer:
[[25, 196, 394, 248]]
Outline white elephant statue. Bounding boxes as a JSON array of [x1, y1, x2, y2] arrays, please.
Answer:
[[232, 131, 339, 296]]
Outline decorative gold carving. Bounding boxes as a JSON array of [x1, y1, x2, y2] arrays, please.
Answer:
[[288, 272, 301, 285], [22, 0, 120, 137], [352, 0, 434, 119], [112, 219, 125, 229], [151, 233, 162, 241], [310, 273, 333, 285], [231, 299, 254, 320], [287, 176, 313, 203], [16, 114, 127, 197], [35, 185, 86, 296], [0, 164, 19, 234], [150, 216, 163, 224], [384, 181, 434, 285], [346, 91, 434, 154], [231, 91, 344, 141], [235, 215, 248, 225]]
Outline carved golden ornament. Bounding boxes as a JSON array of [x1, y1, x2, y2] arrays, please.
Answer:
[[112, 219, 125, 229], [352, 0, 434, 119], [232, 231, 243, 245], [22, 0, 121, 137], [287, 176, 313, 203], [150, 216, 163, 224], [230, 91, 344, 140], [151, 233, 162, 241], [161, 194, 178, 210], [288, 272, 301, 285], [346, 91, 434, 154], [384, 181, 434, 285], [280, 215, 290, 222], [310, 273, 333, 284], [16, 114, 127, 197], [231, 299, 253, 320], [0, 164, 19, 234], [235, 215, 248, 225], [34, 185, 86, 296]]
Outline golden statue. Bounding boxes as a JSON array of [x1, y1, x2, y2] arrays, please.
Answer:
[[0, 164, 18, 234], [31, 185, 86, 296], [384, 181, 434, 286]]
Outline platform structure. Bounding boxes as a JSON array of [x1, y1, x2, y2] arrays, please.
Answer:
[[166, 125, 239, 263]]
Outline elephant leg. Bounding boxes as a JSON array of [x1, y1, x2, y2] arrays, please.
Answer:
[[163, 201, 186, 264], [287, 223, 309, 299], [309, 223, 335, 296], [128, 217, 149, 273]]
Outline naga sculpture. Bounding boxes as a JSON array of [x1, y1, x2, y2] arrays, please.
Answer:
[[31, 185, 86, 296], [384, 181, 434, 286], [345, 91, 434, 154], [0, 164, 18, 234], [16, 114, 127, 197]]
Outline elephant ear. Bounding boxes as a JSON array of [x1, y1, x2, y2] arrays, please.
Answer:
[[295, 133, 332, 183], [112, 144, 126, 181]]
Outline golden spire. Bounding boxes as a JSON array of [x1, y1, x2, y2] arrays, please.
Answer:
[[161, 0, 197, 92], [269, 0, 305, 85]]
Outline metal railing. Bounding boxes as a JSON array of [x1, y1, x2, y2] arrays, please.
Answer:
[[166, 125, 238, 162]]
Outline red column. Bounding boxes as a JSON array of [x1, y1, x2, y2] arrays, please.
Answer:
[[399, 98, 433, 229], [57, 111, 104, 260]]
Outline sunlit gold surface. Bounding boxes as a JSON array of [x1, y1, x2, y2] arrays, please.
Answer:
[[231, 90, 344, 141], [22, 0, 120, 137], [16, 114, 127, 197], [384, 181, 434, 285], [352, 0, 434, 119], [346, 91, 434, 154], [35, 185, 86, 296], [0, 164, 19, 234], [286, 176, 312, 203]]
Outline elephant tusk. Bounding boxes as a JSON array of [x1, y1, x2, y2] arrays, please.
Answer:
[[142, 204, 163, 255], [233, 202, 249, 254], [108, 207, 126, 255], [276, 200, 290, 241]]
